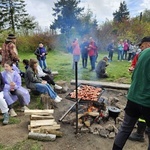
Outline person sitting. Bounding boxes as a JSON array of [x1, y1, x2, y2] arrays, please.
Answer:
[[0, 73, 9, 125], [25, 59, 62, 103], [23, 59, 62, 90], [95, 56, 109, 78], [2, 61, 30, 117]]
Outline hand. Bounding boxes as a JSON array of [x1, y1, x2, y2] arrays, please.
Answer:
[[10, 82, 15, 86], [42, 80, 47, 84], [10, 88, 15, 91], [42, 53, 45, 56], [128, 67, 134, 72]]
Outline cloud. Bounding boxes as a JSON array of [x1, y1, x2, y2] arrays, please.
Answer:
[[24, 0, 150, 29]]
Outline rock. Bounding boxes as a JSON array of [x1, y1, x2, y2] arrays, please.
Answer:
[[105, 124, 114, 132], [116, 117, 123, 124], [73, 123, 84, 129], [117, 93, 123, 97], [112, 125, 118, 134], [109, 132, 116, 139], [80, 127, 90, 133], [93, 130, 99, 135], [99, 129, 109, 138], [115, 102, 125, 110], [114, 97, 119, 102], [84, 120, 91, 127]]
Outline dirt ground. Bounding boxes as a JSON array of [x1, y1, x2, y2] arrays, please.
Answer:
[[0, 86, 148, 150]]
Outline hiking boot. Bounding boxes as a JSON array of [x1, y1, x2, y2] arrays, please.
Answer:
[[21, 106, 30, 112], [129, 132, 145, 142], [3, 113, 9, 125], [54, 84, 62, 90], [129, 120, 146, 142], [9, 108, 17, 117]]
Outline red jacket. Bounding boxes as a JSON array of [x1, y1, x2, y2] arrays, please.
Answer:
[[131, 54, 139, 68], [88, 42, 97, 56]]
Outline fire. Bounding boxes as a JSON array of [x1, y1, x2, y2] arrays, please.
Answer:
[[88, 106, 98, 112]]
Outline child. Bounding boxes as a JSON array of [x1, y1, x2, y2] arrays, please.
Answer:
[[0, 73, 9, 125], [2, 61, 30, 117]]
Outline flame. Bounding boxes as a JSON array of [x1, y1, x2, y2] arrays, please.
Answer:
[[88, 106, 98, 112]]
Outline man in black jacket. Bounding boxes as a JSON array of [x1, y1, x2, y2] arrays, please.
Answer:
[[96, 56, 109, 78]]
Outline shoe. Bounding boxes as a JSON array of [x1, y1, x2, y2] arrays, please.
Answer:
[[54, 97, 61, 103], [9, 108, 17, 117], [57, 96, 62, 101], [3, 113, 9, 125], [54, 84, 62, 90], [129, 132, 145, 142], [21, 106, 30, 112]]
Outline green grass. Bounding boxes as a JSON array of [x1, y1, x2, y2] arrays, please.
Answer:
[[19, 50, 131, 84]]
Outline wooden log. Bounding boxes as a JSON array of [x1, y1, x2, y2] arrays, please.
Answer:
[[40, 129, 63, 137], [31, 115, 54, 120], [30, 119, 56, 127], [70, 79, 130, 90], [25, 109, 54, 116], [52, 71, 58, 76], [88, 112, 99, 117], [30, 125, 61, 132], [28, 132, 56, 141]]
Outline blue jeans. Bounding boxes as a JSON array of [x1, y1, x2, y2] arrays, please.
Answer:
[[35, 83, 57, 100], [118, 50, 123, 60], [39, 59, 47, 69], [90, 56, 96, 70], [72, 55, 80, 69]]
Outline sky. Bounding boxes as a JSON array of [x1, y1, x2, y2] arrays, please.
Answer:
[[25, 0, 150, 29]]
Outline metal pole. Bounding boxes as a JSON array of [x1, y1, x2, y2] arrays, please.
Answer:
[[75, 61, 78, 134]]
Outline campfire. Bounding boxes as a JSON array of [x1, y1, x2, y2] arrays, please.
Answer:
[[60, 84, 125, 139]]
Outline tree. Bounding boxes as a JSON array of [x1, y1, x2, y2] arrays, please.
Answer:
[[113, 1, 129, 22], [0, 0, 36, 33], [51, 0, 84, 39], [142, 9, 150, 22], [77, 9, 98, 37], [19, 16, 37, 35]]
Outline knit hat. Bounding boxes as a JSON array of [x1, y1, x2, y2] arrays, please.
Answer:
[[7, 34, 16, 39], [138, 36, 150, 46]]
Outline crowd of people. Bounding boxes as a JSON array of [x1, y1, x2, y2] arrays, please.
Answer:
[[107, 39, 140, 62], [0, 34, 62, 125]]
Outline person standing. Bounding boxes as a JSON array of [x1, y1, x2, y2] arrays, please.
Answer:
[[112, 37, 150, 150], [123, 39, 129, 60], [88, 37, 97, 71], [35, 42, 47, 69], [117, 40, 124, 61], [128, 42, 134, 62], [80, 38, 89, 68], [72, 38, 80, 69], [1, 34, 19, 66], [107, 40, 115, 62]]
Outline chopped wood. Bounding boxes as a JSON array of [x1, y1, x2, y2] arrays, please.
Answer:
[[30, 119, 56, 127], [88, 112, 99, 117], [31, 115, 54, 120], [40, 129, 63, 137], [28, 132, 56, 141], [25, 109, 54, 116], [30, 125, 61, 132]]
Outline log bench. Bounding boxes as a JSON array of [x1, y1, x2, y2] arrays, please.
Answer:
[[70, 80, 130, 90]]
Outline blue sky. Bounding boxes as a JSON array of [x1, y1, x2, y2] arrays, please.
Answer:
[[25, 0, 150, 29]]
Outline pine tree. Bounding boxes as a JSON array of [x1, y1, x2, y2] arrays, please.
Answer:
[[113, 1, 129, 22], [50, 0, 84, 37], [0, 0, 36, 33]]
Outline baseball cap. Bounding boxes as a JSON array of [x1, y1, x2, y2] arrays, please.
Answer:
[[138, 36, 150, 46]]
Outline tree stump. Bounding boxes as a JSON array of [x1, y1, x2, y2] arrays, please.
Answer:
[[40, 94, 57, 109], [55, 81, 69, 93]]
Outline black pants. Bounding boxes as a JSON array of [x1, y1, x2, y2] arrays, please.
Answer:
[[41, 75, 55, 86], [108, 50, 114, 61], [113, 100, 150, 150], [81, 53, 88, 68], [9, 90, 25, 109], [128, 53, 132, 61]]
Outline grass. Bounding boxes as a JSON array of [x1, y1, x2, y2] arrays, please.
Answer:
[[19, 50, 132, 84]]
